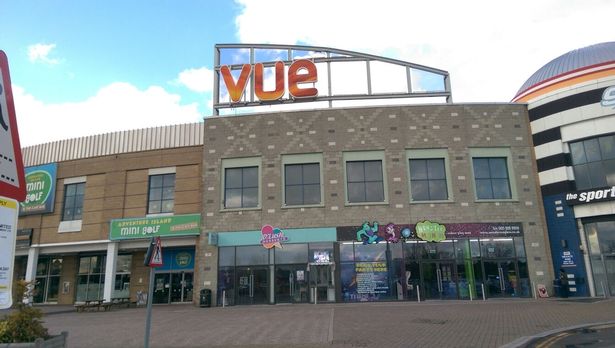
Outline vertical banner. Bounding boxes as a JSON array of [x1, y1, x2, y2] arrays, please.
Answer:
[[0, 196, 18, 309]]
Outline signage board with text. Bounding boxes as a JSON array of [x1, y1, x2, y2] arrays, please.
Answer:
[[110, 214, 201, 240], [19, 163, 57, 215]]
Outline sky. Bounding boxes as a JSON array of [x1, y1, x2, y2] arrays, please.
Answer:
[[1, 0, 614, 147]]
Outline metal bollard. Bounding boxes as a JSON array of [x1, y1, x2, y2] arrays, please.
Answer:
[[469, 283, 473, 301], [222, 290, 226, 308], [417, 285, 421, 303], [481, 283, 486, 301]]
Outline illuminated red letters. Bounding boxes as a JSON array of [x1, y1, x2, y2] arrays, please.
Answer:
[[220, 59, 318, 102]]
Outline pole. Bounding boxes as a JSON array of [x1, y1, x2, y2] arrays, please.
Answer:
[[417, 285, 421, 303], [144, 267, 155, 348], [481, 283, 486, 301], [531, 281, 537, 299], [222, 290, 226, 308], [469, 283, 473, 301]]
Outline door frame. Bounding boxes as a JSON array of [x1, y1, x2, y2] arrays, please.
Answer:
[[419, 260, 459, 300]]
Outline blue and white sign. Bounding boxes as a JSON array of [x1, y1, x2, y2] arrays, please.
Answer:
[[601, 85, 615, 108], [561, 250, 576, 267]]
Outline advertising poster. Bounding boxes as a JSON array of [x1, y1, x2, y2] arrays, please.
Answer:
[[0, 197, 18, 309], [19, 163, 57, 215], [341, 262, 390, 302], [110, 214, 201, 240]]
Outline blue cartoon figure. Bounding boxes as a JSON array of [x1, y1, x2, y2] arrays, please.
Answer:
[[356, 221, 382, 245]]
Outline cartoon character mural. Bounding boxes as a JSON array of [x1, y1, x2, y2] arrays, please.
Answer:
[[384, 223, 400, 243], [356, 221, 382, 245]]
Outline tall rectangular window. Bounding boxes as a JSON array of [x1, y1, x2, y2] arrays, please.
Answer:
[[62, 182, 85, 221], [570, 134, 615, 190], [148, 173, 175, 214], [472, 157, 511, 199], [284, 163, 321, 205], [409, 158, 448, 201], [346, 160, 384, 203], [224, 166, 258, 208]]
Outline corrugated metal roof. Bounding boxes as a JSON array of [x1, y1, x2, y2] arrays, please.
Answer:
[[22, 122, 204, 167], [516, 42, 615, 97]]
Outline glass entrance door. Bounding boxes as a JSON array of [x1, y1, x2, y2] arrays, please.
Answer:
[[153, 273, 170, 303], [309, 264, 335, 302], [420, 262, 457, 300], [275, 265, 308, 303], [483, 260, 518, 297], [170, 272, 193, 303], [236, 267, 269, 305]]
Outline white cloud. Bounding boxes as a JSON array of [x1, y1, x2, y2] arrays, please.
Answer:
[[234, 0, 615, 102], [27, 43, 61, 65], [176, 67, 214, 93], [13, 82, 202, 147]]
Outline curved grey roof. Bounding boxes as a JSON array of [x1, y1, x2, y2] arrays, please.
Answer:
[[516, 42, 615, 97]]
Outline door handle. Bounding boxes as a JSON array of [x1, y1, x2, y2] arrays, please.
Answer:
[[250, 274, 254, 297], [498, 267, 505, 291]]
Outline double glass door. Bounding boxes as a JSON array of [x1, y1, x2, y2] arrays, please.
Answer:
[[421, 262, 457, 300], [153, 271, 193, 303], [483, 260, 518, 297], [237, 267, 269, 305], [275, 265, 308, 303]]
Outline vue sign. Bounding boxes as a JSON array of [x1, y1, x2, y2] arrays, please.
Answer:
[[220, 59, 318, 102]]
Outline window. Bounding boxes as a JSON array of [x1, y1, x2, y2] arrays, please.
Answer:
[[33, 257, 62, 303], [148, 173, 176, 214], [472, 157, 511, 199], [470, 148, 516, 201], [343, 151, 387, 204], [114, 255, 132, 298], [221, 157, 261, 210], [570, 134, 615, 190], [225, 167, 258, 208], [409, 159, 448, 200], [282, 153, 323, 207], [62, 182, 85, 221], [285, 163, 321, 205], [76, 255, 106, 302]]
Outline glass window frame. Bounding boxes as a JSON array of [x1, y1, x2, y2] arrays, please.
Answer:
[[343, 151, 388, 205], [282, 153, 324, 208], [406, 149, 453, 203], [469, 148, 517, 201], [147, 173, 176, 215], [61, 182, 85, 221], [569, 134, 615, 190], [221, 157, 262, 210]]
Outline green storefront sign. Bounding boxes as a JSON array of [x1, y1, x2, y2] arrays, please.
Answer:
[[415, 220, 446, 242], [20, 163, 57, 216], [109, 214, 201, 240]]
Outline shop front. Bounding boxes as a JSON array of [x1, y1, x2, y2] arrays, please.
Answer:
[[337, 221, 530, 302], [153, 248, 195, 304], [216, 226, 337, 305]]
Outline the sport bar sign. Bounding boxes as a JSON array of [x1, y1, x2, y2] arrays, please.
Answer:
[[221, 59, 318, 103], [565, 186, 615, 205], [110, 214, 201, 240]]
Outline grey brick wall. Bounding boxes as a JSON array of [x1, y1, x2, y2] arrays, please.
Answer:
[[197, 103, 554, 303]]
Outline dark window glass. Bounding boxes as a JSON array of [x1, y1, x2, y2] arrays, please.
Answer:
[[472, 157, 511, 199], [148, 173, 175, 214], [218, 247, 236, 267], [346, 160, 384, 203], [284, 163, 321, 206], [62, 182, 85, 221], [571, 135, 615, 189], [224, 167, 258, 208], [409, 159, 448, 201]]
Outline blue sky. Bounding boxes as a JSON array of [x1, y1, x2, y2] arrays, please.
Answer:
[[2, 0, 614, 146]]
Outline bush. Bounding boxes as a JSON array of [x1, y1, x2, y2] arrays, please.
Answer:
[[0, 280, 49, 343]]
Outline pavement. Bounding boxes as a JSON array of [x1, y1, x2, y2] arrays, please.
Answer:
[[3, 297, 615, 348]]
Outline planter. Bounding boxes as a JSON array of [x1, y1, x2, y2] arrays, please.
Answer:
[[0, 332, 68, 348]]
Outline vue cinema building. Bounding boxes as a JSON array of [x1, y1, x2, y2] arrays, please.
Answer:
[[513, 41, 615, 297], [15, 44, 554, 306]]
